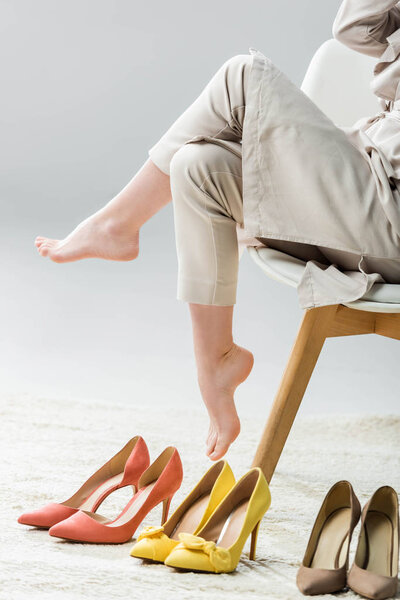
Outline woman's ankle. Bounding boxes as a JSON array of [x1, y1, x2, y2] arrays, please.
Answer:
[[98, 212, 140, 241], [196, 342, 236, 379], [197, 343, 254, 395]]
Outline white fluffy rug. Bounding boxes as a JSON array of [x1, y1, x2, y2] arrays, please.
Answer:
[[1, 394, 399, 600]]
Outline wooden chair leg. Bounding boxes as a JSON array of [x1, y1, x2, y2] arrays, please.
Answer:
[[252, 304, 339, 483]]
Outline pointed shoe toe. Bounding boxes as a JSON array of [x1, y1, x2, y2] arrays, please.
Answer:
[[18, 503, 78, 529], [348, 564, 399, 600], [129, 538, 157, 561], [165, 545, 218, 573], [130, 533, 178, 562], [49, 511, 113, 543], [49, 512, 86, 541], [296, 565, 347, 596]]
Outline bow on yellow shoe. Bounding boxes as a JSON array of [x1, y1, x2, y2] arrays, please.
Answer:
[[136, 525, 166, 541], [178, 533, 231, 572], [131, 525, 179, 562]]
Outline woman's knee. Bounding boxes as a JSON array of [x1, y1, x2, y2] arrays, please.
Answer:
[[212, 53, 253, 106], [218, 54, 253, 90], [170, 142, 243, 222], [222, 53, 253, 71], [170, 142, 219, 190]]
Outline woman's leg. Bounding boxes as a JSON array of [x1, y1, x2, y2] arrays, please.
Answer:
[[170, 140, 253, 459], [152, 57, 253, 455], [36, 54, 252, 263], [37, 53, 254, 460]]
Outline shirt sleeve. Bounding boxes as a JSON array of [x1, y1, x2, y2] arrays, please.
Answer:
[[332, 0, 400, 57]]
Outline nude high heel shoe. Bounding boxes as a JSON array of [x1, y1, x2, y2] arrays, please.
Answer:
[[296, 480, 361, 595], [18, 436, 150, 529], [347, 486, 399, 600], [49, 446, 183, 543], [130, 460, 235, 563], [164, 467, 271, 573]]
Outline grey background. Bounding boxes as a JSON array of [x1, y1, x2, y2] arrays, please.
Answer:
[[1, 0, 398, 424]]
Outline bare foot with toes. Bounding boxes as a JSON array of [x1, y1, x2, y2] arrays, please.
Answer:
[[35, 213, 140, 263], [35, 160, 173, 263]]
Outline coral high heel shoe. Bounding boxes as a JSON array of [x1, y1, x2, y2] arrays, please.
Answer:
[[164, 467, 271, 573], [130, 460, 235, 563], [18, 436, 150, 529], [49, 446, 183, 544]]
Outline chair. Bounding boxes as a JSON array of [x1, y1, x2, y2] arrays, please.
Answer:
[[250, 39, 400, 483]]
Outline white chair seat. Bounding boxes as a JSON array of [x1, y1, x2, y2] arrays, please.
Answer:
[[248, 245, 400, 313]]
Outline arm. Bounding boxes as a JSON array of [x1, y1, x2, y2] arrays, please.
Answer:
[[332, 0, 400, 57]]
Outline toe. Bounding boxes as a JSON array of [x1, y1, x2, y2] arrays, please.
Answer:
[[37, 241, 50, 251], [36, 238, 57, 249], [48, 249, 66, 263], [208, 422, 240, 460], [208, 440, 229, 461], [39, 244, 50, 257], [206, 430, 217, 457]]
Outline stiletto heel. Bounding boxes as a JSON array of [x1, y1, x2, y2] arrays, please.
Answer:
[[162, 496, 173, 525], [249, 520, 261, 560], [49, 446, 183, 544], [18, 436, 150, 529]]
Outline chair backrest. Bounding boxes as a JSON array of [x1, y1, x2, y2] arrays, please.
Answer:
[[300, 39, 380, 127]]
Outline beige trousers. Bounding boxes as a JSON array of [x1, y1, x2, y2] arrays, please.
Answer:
[[148, 55, 252, 305]]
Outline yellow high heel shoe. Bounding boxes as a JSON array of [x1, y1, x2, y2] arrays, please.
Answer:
[[130, 460, 235, 563], [164, 467, 271, 573]]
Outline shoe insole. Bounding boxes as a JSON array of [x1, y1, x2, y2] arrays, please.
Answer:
[[82, 482, 158, 526], [310, 508, 351, 569], [364, 511, 393, 577], [78, 473, 125, 512], [171, 494, 211, 540], [216, 500, 249, 548], [199, 499, 249, 550]]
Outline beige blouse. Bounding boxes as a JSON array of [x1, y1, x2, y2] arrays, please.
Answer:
[[333, 0, 400, 239]]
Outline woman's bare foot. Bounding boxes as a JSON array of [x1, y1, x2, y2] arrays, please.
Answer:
[[35, 213, 140, 263], [198, 343, 254, 460], [35, 159, 172, 263]]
